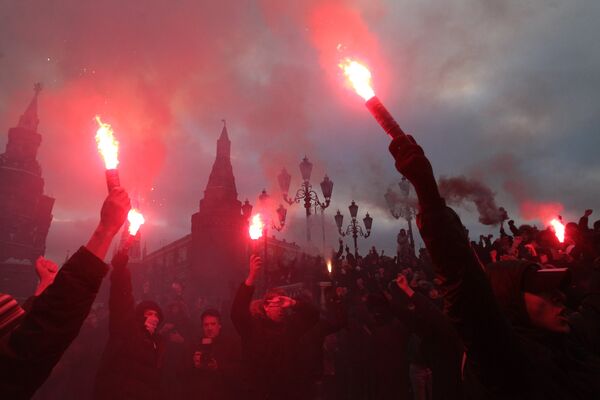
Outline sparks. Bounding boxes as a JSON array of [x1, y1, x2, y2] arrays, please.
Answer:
[[127, 209, 145, 236], [550, 218, 565, 243], [95, 115, 119, 170], [338, 57, 375, 101], [249, 214, 265, 240]]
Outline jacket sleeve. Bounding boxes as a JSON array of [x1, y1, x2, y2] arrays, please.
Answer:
[[231, 283, 254, 336], [0, 246, 108, 399], [417, 204, 531, 393], [108, 263, 136, 337], [290, 299, 320, 335]]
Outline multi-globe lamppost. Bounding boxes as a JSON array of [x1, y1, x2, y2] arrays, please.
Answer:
[[334, 201, 373, 259], [277, 157, 333, 247], [384, 176, 416, 255]]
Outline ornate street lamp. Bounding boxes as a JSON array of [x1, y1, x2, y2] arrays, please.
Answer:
[[255, 189, 287, 289], [334, 201, 372, 258], [277, 156, 333, 243], [384, 176, 416, 253]]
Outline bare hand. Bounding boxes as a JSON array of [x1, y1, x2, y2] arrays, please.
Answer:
[[395, 274, 415, 297], [271, 295, 296, 308], [34, 256, 59, 295], [99, 187, 131, 236], [35, 256, 58, 283], [585, 209, 593, 217], [245, 254, 263, 286]]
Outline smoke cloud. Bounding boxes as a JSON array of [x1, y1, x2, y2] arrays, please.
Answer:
[[438, 176, 508, 225]]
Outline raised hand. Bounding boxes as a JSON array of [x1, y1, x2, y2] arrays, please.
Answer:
[[99, 187, 131, 236], [86, 187, 131, 261], [388, 135, 441, 208], [34, 256, 59, 296], [395, 273, 415, 298], [245, 254, 263, 286]]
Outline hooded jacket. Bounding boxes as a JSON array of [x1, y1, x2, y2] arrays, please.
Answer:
[[418, 204, 600, 399], [93, 255, 165, 400], [230, 282, 319, 400]]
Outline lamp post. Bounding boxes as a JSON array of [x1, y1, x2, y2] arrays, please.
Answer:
[[257, 189, 286, 288], [277, 157, 333, 245], [334, 201, 373, 259], [384, 176, 416, 254]]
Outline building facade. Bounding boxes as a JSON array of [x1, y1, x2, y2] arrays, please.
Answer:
[[0, 85, 55, 299]]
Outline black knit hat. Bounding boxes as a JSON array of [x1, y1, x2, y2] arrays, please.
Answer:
[[135, 300, 164, 324]]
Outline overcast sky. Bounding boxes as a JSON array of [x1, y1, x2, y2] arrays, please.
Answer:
[[1, 0, 599, 263]]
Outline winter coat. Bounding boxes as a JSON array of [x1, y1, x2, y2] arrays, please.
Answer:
[[0, 247, 109, 400], [93, 261, 165, 400], [230, 283, 319, 399], [182, 334, 241, 400], [418, 203, 600, 399]]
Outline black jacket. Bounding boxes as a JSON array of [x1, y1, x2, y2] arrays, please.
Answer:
[[0, 247, 108, 399], [418, 204, 600, 399], [230, 283, 319, 399], [389, 286, 464, 400], [182, 334, 241, 400], [93, 261, 165, 400]]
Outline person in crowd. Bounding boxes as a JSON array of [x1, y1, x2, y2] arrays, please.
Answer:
[[183, 309, 240, 400], [388, 133, 600, 398], [0, 188, 131, 399], [93, 250, 166, 400], [390, 274, 463, 400], [231, 254, 319, 399]]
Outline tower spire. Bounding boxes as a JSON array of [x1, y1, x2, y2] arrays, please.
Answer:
[[17, 83, 42, 132], [217, 119, 230, 159]]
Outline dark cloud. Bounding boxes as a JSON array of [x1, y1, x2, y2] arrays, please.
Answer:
[[0, 0, 598, 262]]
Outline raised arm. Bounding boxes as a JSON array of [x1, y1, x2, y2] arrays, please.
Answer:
[[108, 250, 136, 337], [231, 254, 262, 335], [388, 135, 530, 393], [0, 187, 130, 398]]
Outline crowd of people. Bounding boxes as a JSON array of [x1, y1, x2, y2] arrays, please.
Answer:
[[1, 133, 599, 400]]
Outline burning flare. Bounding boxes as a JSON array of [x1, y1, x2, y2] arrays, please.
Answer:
[[550, 218, 565, 243], [327, 260, 332, 275], [95, 116, 119, 170], [127, 209, 145, 236], [249, 214, 265, 240], [339, 58, 375, 101]]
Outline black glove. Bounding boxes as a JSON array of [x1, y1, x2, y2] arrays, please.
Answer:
[[388, 135, 443, 209], [111, 249, 129, 269]]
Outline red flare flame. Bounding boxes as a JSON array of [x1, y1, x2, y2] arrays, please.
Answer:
[[550, 218, 565, 243], [127, 209, 145, 236], [249, 214, 264, 240], [327, 260, 332, 274], [95, 116, 119, 170], [339, 57, 375, 101]]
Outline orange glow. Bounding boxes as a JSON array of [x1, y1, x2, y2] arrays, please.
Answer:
[[338, 57, 375, 101], [550, 218, 565, 243], [249, 214, 265, 240], [327, 260, 332, 274], [127, 209, 145, 236], [95, 115, 119, 170]]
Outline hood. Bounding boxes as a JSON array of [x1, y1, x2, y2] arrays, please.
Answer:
[[485, 260, 538, 327], [135, 300, 164, 327]]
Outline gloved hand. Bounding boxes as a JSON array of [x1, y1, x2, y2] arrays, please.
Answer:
[[388, 134, 442, 209]]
